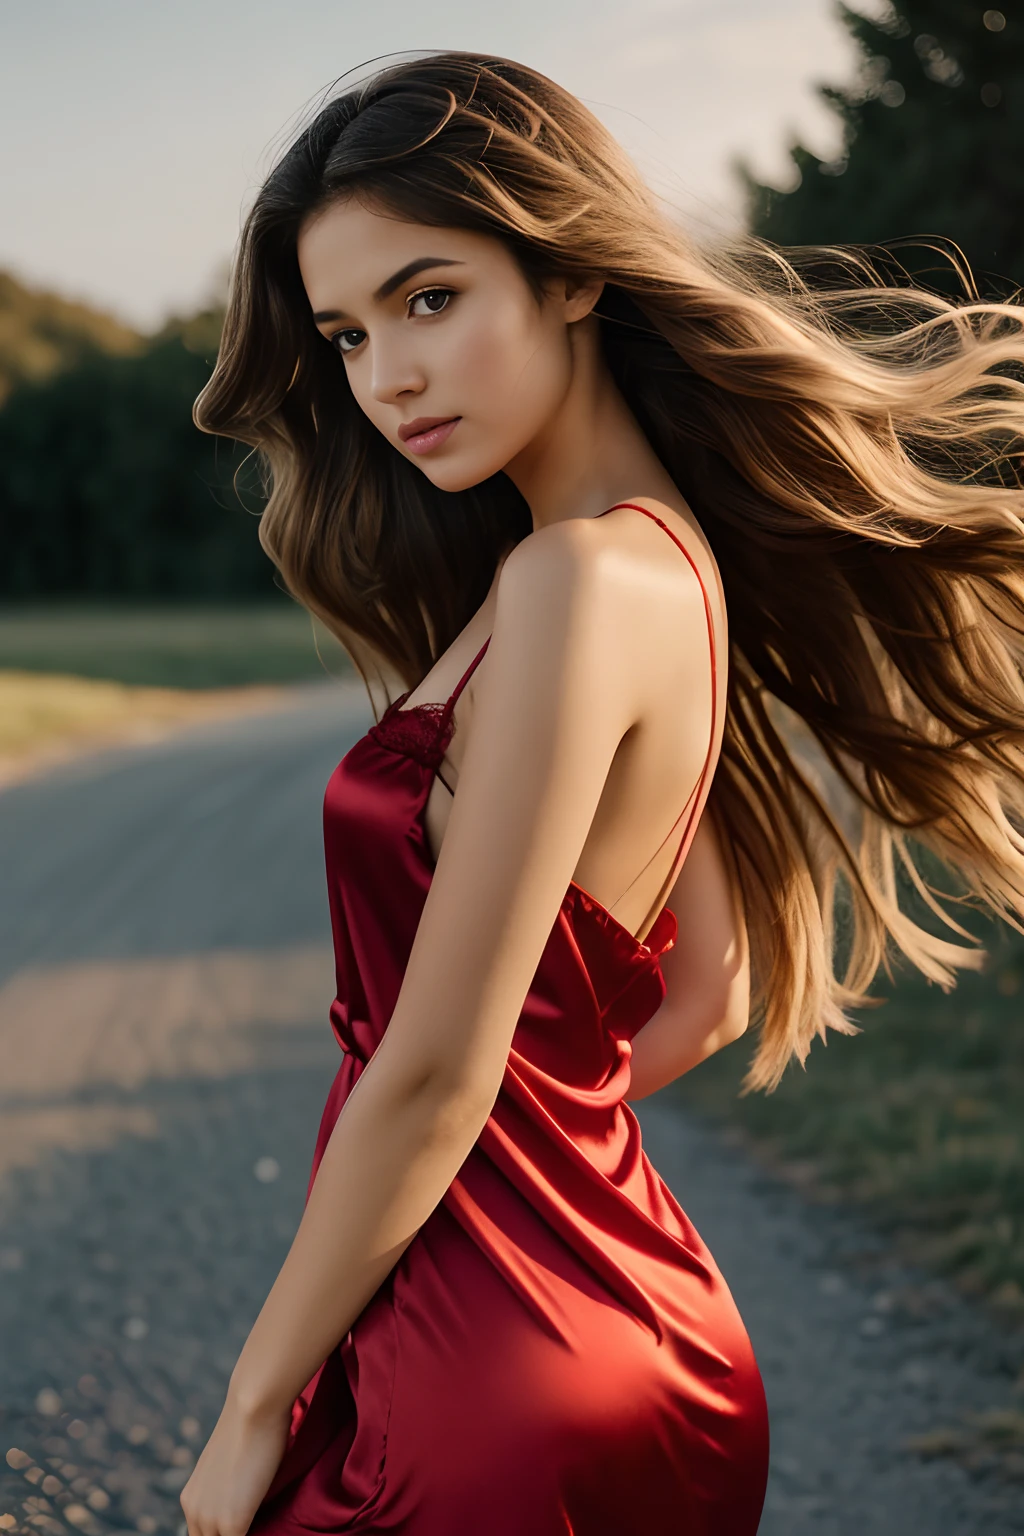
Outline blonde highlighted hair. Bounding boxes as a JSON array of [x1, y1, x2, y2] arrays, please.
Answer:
[[196, 51, 1024, 1089]]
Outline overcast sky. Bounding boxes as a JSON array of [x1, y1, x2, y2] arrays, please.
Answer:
[[2, 0, 875, 330]]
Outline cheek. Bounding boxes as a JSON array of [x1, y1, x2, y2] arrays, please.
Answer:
[[447, 300, 568, 423], [348, 376, 401, 444]]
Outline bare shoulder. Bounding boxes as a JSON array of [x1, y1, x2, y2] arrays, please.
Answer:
[[490, 516, 628, 664], [498, 499, 717, 611], [478, 501, 722, 744], [485, 517, 626, 695], [605, 496, 723, 596], [601, 496, 728, 659], [496, 512, 608, 599]]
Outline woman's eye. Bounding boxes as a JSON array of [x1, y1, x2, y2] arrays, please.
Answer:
[[408, 288, 453, 317], [329, 289, 452, 355], [331, 328, 365, 356]]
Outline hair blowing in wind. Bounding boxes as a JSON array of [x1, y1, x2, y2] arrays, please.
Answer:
[[195, 50, 1024, 1091]]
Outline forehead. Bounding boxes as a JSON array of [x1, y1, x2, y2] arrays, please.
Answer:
[[297, 198, 497, 306]]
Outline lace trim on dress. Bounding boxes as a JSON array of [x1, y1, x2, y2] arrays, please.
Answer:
[[368, 697, 457, 770], [367, 638, 491, 773]]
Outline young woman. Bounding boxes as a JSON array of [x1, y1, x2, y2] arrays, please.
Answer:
[[181, 50, 1024, 1536]]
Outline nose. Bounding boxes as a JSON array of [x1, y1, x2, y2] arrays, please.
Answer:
[[369, 334, 425, 407]]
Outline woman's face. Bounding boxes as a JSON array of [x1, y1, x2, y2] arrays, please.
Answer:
[[297, 197, 600, 493]]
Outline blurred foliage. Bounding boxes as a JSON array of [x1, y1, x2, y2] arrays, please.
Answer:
[[740, 2, 1023, 293], [0, 292, 276, 599], [0, 270, 142, 406]]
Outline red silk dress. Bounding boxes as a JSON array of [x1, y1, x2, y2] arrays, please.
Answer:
[[251, 504, 769, 1534]]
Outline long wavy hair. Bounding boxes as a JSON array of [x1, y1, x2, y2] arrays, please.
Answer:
[[196, 50, 1024, 1090]]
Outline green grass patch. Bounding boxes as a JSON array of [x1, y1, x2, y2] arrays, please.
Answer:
[[0, 671, 283, 763], [672, 931, 1024, 1316], [0, 602, 352, 689]]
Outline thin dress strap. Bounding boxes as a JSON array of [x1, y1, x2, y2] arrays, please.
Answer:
[[440, 636, 491, 727], [431, 636, 491, 793], [593, 502, 719, 943]]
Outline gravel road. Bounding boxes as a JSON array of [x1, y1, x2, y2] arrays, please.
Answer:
[[0, 683, 1020, 1534]]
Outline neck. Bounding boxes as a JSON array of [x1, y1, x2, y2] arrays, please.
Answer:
[[501, 314, 679, 529]]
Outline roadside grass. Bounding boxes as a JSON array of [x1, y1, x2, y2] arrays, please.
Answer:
[[0, 602, 352, 689], [0, 602, 355, 775], [672, 929, 1024, 1320], [0, 670, 288, 769]]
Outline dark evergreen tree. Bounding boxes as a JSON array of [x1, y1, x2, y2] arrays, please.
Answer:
[[0, 333, 273, 599], [741, 3, 1023, 293]]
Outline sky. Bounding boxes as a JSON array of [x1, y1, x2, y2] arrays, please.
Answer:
[[2, 0, 876, 332]]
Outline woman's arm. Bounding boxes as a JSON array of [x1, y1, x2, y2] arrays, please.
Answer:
[[624, 811, 749, 1101], [180, 516, 714, 1535]]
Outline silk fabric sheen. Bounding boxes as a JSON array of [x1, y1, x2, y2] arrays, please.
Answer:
[[251, 506, 769, 1533]]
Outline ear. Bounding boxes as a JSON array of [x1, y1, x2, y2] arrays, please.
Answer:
[[564, 277, 605, 324]]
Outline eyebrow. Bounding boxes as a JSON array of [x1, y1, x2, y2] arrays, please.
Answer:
[[312, 257, 465, 324]]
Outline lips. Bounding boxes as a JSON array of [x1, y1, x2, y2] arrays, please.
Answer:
[[398, 415, 460, 442]]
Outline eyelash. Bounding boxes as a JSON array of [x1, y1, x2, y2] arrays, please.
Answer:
[[330, 287, 455, 356]]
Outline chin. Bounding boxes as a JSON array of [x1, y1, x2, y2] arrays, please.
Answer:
[[414, 453, 506, 495]]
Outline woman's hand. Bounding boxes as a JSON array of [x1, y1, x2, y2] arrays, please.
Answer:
[[179, 1392, 291, 1536]]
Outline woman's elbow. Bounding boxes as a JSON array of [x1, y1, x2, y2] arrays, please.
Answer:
[[718, 984, 750, 1046], [624, 981, 749, 1101], [698, 1017, 746, 1072], [711, 956, 752, 1046], [687, 984, 748, 1067]]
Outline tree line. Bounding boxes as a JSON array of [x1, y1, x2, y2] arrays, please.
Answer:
[[1, 0, 1020, 599], [743, 2, 1022, 296], [0, 300, 271, 598]]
